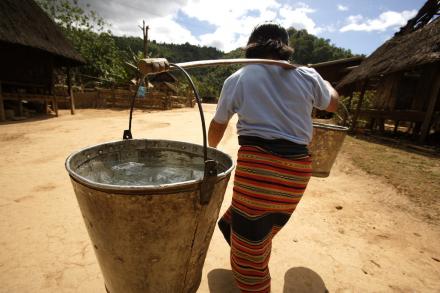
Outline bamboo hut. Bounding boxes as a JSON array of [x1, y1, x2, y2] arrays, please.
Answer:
[[149, 72, 179, 97], [337, 0, 440, 143], [309, 56, 365, 119], [0, 0, 84, 121], [144, 73, 195, 108], [310, 56, 365, 85]]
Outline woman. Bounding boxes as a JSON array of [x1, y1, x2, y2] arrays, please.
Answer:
[[208, 23, 339, 293]]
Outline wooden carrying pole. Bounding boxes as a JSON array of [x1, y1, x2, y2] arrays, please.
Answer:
[[138, 58, 298, 75]]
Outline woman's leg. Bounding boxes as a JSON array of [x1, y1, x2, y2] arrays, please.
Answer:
[[228, 146, 312, 292], [218, 207, 232, 246], [230, 209, 274, 293]]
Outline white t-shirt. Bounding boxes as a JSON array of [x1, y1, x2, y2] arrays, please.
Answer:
[[213, 64, 331, 145]]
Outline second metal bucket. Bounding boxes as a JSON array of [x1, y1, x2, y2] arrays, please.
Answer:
[[309, 122, 348, 177]]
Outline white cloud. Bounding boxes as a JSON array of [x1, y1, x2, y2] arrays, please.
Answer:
[[83, 0, 323, 52], [322, 24, 337, 33], [181, 0, 322, 51], [85, 0, 191, 41], [180, 0, 282, 51], [85, 0, 186, 22], [181, 0, 281, 26], [340, 10, 417, 32], [337, 4, 348, 11], [279, 4, 322, 35], [149, 17, 199, 45]]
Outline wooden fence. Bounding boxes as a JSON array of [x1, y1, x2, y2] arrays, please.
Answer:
[[55, 86, 195, 110]]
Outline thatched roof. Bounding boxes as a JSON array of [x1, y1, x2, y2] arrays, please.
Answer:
[[395, 0, 439, 36], [0, 0, 84, 65], [338, 17, 440, 89]]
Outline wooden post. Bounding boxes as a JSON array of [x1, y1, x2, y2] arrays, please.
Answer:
[[412, 123, 421, 138], [67, 67, 75, 115], [43, 95, 49, 116], [393, 121, 400, 134], [0, 82, 5, 121], [18, 98, 24, 117], [407, 122, 414, 134], [347, 89, 354, 110], [139, 20, 149, 58], [367, 118, 375, 131], [419, 72, 440, 143], [111, 85, 115, 108], [94, 88, 98, 108], [378, 118, 385, 133], [54, 95, 58, 116], [350, 80, 368, 132], [44, 96, 48, 115], [50, 63, 58, 117], [342, 90, 354, 126]]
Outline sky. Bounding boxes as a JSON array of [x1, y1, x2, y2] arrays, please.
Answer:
[[83, 0, 427, 56]]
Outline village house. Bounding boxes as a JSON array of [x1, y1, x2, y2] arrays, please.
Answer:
[[0, 0, 84, 121], [337, 0, 440, 144]]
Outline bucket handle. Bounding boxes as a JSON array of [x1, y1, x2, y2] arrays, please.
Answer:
[[172, 63, 218, 205], [123, 64, 217, 205]]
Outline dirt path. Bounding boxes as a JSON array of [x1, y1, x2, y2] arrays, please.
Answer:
[[0, 105, 439, 292]]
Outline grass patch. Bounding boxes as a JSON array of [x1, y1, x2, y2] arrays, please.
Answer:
[[340, 135, 440, 221]]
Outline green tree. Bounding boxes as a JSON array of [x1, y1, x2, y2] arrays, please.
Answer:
[[288, 28, 355, 64], [113, 36, 228, 97], [37, 0, 127, 84]]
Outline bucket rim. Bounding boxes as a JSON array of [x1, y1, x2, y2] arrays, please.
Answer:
[[312, 122, 348, 132], [65, 139, 234, 193]]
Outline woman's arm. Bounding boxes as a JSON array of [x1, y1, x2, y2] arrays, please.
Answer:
[[324, 80, 339, 113], [208, 119, 228, 148]]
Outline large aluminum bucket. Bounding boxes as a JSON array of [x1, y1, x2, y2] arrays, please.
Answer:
[[309, 123, 348, 177], [65, 139, 234, 293]]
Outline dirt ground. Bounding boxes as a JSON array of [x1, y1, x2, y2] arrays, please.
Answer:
[[0, 105, 439, 293]]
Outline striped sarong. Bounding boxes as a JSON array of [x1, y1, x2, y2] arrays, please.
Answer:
[[218, 146, 312, 293]]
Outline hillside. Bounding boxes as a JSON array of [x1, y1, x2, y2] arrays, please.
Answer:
[[113, 28, 355, 98], [36, 0, 356, 97]]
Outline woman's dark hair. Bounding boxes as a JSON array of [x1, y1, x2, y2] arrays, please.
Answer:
[[245, 23, 294, 60]]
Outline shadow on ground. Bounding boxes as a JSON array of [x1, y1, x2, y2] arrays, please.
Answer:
[[283, 267, 328, 293], [207, 267, 327, 293], [0, 113, 57, 125], [349, 133, 440, 158], [207, 269, 239, 293]]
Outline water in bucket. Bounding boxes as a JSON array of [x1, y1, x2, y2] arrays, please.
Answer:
[[76, 151, 205, 186]]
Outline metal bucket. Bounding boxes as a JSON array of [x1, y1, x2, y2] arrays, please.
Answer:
[[309, 122, 348, 177], [66, 139, 234, 293]]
